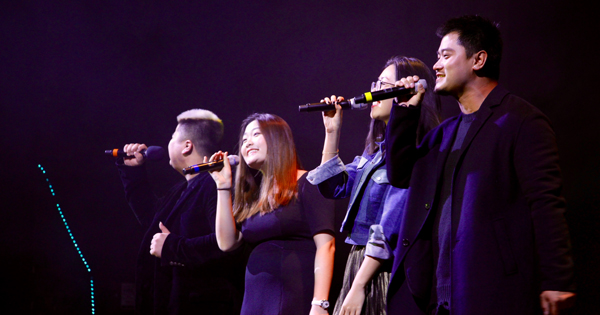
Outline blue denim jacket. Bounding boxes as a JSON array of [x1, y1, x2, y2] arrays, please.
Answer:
[[307, 143, 408, 260]]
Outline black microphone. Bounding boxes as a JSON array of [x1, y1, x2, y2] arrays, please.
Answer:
[[105, 146, 165, 161], [182, 155, 240, 175], [298, 79, 427, 112]]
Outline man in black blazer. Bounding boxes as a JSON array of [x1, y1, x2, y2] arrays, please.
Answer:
[[116, 109, 244, 314], [385, 16, 575, 315]]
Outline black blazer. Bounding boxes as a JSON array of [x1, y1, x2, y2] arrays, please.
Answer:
[[119, 165, 245, 315], [385, 86, 575, 314]]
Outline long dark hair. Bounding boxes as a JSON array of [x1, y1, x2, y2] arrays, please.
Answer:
[[365, 56, 441, 154], [233, 113, 301, 222]]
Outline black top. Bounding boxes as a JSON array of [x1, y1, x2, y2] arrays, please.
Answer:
[[239, 173, 335, 315], [432, 112, 476, 310]]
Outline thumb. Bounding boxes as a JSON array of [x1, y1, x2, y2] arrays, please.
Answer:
[[417, 81, 426, 94], [159, 222, 170, 234]]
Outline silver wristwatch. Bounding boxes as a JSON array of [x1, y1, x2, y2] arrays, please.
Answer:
[[311, 299, 330, 309]]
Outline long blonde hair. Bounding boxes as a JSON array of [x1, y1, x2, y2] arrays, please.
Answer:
[[233, 113, 301, 222]]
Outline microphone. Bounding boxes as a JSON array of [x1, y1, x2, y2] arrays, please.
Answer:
[[298, 79, 427, 112], [182, 155, 240, 175], [105, 146, 165, 161]]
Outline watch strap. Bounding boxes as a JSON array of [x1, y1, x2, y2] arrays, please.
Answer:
[[311, 299, 330, 309]]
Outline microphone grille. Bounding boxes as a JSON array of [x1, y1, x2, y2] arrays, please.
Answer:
[[228, 155, 240, 166], [145, 146, 165, 161]]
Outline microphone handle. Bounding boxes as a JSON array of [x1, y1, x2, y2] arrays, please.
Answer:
[[353, 81, 424, 103], [298, 79, 426, 113], [106, 148, 148, 158], [182, 161, 224, 175], [105, 146, 165, 161], [183, 155, 239, 175], [298, 100, 352, 112]]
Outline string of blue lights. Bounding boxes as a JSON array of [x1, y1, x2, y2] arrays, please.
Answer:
[[38, 164, 95, 314]]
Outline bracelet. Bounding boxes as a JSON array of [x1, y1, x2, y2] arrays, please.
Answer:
[[322, 149, 339, 155], [217, 187, 232, 191]]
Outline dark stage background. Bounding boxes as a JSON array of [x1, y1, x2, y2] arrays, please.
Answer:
[[1, 1, 598, 314]]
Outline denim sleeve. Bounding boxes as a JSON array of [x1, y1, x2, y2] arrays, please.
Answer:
[[307, 155, 362, 199], [365, 224, 393, 260], [365, 186, 408, 260], [306, 155, 346, 185]]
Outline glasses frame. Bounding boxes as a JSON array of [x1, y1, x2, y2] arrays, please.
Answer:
[[371, 79, 396, 91]]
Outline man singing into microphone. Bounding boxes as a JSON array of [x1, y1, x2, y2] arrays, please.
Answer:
[[116, 109, 244, 315], [384, 16, 575, 315]]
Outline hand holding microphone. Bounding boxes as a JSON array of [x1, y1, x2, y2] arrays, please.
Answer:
[[183, 154, 239, 175], [203, 151, 234, 189], [123, 143, 148, 167], [105, 144, 165, 167], [396, 75, 427, 107], [298, 78, 427, 112], [320, 95, 344, 135]]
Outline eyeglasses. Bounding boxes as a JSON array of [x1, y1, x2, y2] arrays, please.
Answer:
[[371, 79, 395, 91]]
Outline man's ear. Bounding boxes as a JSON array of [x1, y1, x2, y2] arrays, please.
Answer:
[[472, 50, 488, 71], [182, 140, 193, 155]]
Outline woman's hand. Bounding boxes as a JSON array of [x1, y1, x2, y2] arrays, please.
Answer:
[[340, 286, 366, 315], [321, 95, 344, 134], [394, 75, 425, 107], [339, 255, 382, 315], [206, 151, 232, 189]]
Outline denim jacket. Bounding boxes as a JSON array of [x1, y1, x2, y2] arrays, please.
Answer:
[[307, 142, 408, 260]]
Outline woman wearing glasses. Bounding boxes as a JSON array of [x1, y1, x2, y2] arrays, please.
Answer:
[[307, 56, 441, 315], [207, 113, 336, 315]]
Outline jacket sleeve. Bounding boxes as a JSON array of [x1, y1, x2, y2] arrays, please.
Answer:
[[513, 112, 575, 291], [365, 187, 409, 260], [117, 162, 159, 229], [160, 178, 239, 267], [306, 154, 362, 199], [385, 104, 422, 188], [161, 233, 228, 267]]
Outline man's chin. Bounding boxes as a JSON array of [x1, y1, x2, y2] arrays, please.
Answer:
[[434, 85, 451, 96]]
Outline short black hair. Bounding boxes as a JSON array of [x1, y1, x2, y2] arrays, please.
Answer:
[[437, 15, 503, 80]]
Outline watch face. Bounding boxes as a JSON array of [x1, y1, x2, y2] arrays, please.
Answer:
[[322, 301, 330, 308]]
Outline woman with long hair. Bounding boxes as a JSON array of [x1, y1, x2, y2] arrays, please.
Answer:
[[208, 113, 336, 315], [307, 56, 441, 315]]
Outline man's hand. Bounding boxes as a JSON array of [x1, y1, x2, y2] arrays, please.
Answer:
[[394, 75, 425, 107], [122, 143, 147, 167], [150, 222, 170, 258], [540, 290, 576, 315]]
